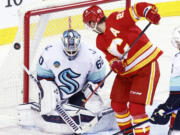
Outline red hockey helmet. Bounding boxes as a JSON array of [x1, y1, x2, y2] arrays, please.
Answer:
[[83, 5, 105, 25]]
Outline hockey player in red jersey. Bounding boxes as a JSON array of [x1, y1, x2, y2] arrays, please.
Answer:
[[83, 2, 162, 135]]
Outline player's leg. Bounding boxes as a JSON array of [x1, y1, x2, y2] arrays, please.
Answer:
[[129, 61, 160, 135], [111, 75, 134, 135]]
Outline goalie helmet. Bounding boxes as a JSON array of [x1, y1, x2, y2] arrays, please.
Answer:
[[171, 26, 180, 50], [62, 29, 81, 60], [83, 5, 105, 26]]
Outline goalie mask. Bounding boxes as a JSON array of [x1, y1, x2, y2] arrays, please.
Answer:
[[62, 29, 81, 60], [171, 26, 180, 50]]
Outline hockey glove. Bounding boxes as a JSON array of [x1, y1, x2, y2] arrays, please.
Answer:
[[165, 92, 180, 109], [144, 5, 160, 25], [111, 60, 124, 74], [150, 104, 171, 125]]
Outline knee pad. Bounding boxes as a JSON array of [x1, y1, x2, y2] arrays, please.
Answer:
[[129, 102, 146, 116], [111, 100, 127, 113]]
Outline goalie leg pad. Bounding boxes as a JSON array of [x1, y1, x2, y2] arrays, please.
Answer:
[[39, 79, 60, 115], [17, 102, 40, 127], [35, 103, 98, 134]]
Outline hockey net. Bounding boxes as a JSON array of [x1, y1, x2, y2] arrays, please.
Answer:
[[0, 0, 130, 127]]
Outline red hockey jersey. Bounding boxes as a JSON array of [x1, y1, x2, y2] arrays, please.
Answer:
[[96, 3, 163, 76]]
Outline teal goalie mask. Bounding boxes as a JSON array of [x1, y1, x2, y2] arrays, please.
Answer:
[[62, 29, 81, 60]]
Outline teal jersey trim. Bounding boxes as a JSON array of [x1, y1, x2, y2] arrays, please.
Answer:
[[170, 76, 180, 91], [87, 66, 106, 83], [37, 63, 55, 79]]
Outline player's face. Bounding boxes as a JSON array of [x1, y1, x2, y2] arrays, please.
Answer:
[[89, 21, 105, 34], [96, 22, 106, 33], [89, 21, 96, 29]]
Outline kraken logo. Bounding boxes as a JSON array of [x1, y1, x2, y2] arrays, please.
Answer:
[[58, 68, 80, 94]]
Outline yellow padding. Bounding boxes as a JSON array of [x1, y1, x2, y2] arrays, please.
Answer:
[[156, 1, 180, 17], [172, 113, 177, 118], [1, 1, 180, 45], [126, 42, 152, 65], [133, 117, 149, 124], [115, 111, 130, 119], [0, 27, 17, 45], [118, 120, 132, 126], [134, 126, 150, 133]]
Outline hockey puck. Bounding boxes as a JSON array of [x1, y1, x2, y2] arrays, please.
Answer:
[[14, 43, 21, 50]]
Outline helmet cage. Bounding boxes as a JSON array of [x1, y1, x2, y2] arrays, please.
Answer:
[[62, 30, 81, 60]]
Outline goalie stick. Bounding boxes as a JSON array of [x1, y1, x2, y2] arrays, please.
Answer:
[[76, 22, 152, 114], [23, 66, 44, 99], [23, 66, 43, 112], [24, 66, 114, 134], [113, 107, 180, 135]]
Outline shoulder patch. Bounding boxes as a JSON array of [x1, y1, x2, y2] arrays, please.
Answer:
[[53, 61, 60, 68]]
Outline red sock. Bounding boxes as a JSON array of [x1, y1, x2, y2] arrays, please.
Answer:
[[111, 101, 133, 134], [115, 110, 133, 134], [129, 102, 150, 135]]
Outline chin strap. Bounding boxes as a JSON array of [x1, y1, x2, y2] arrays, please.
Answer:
[[85, 23, 102, 34], [92, 23, 102, 34]]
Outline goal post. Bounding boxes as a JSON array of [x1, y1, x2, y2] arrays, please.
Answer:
[[0, 0, 131, 114]]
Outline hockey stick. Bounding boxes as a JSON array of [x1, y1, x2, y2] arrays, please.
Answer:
[[113, 106, 180, 135], [76, 22, 152, 114], [120, 22, 151, 60], [56, 104, 115, 134], [23, 66, 43, 112], [23, 66, 44, 99], [56, 103, 84, 134]]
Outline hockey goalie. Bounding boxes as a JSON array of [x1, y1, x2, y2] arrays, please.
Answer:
[[18, 29, 118, 134]]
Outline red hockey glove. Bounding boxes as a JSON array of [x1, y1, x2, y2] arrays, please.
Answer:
[[144, 6, 161, 25], [111, 60, 124, 74]]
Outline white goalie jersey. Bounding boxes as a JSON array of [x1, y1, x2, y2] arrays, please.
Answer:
[[37, 41, 106, 100], [170, 52, 180, 92]]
